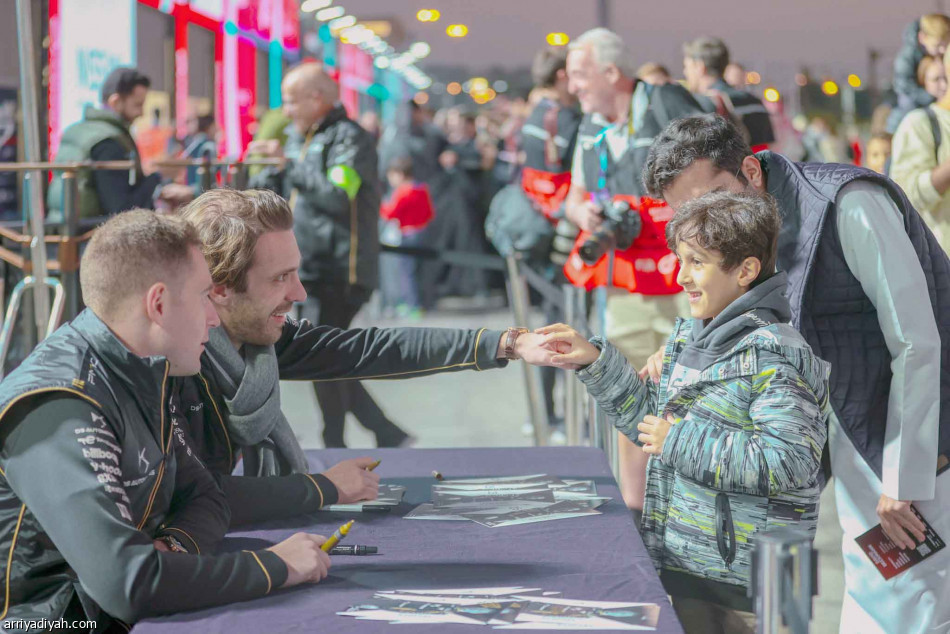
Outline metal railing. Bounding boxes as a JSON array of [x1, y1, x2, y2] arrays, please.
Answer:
[[751, 530, 818, 633]]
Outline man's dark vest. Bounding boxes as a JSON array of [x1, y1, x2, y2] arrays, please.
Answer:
[[0, 309, 178, 626], [761, 151, 950, 477], [47, 107, 146, 221]]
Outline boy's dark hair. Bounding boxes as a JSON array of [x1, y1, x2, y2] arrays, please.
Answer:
[[682, 36, 730, 77], [100, 67, 151, 103], [666, 190, 780, 283], [386, 156, 414, 179], [532, 47, 568, 88], [643, 114, 753, 198]]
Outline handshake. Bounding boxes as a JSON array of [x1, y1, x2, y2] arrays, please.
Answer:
[[499, 324, 603, 370], [505, 324, 665, 383]]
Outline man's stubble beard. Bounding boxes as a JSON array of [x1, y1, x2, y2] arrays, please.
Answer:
[[219, 299, 283, 348]]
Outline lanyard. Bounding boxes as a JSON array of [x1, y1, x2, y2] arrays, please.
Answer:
[[593, 82, 651, 204]]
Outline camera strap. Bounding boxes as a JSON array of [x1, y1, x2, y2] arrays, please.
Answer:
[[592, 81, 653, 204]]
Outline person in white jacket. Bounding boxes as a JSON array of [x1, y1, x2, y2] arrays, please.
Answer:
[[891, 46, 950, 252]]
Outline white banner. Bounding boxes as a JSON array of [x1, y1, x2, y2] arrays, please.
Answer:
[[51, 0, 136, 154]]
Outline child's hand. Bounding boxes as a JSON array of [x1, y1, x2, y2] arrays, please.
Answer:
[[638, 346, 664, 384], [534, 323, 600, 369], [638, 414, 676, 455]]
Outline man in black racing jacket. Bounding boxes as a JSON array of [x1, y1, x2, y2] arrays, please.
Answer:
[[0, 211, 334, 631]]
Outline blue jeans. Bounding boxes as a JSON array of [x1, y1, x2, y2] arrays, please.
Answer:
[[380, 228, 427, 310]]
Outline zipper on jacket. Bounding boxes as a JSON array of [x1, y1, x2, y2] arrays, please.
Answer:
[[348, 197, 358, 285], [715, 492, 737, 565], [197, 373, 233, 472], [136, 362, 171, 531]]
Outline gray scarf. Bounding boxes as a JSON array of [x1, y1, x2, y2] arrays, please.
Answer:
[[677, 271, 792, 371], [204, 326, 309, 476]]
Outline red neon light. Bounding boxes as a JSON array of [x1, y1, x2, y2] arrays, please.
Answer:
[[214, 19, 225, 161], [174, 8, 189, 140], [48, 0, 60, 159]]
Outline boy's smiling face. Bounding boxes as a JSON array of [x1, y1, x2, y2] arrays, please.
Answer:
[[675, 239, 759, 321]]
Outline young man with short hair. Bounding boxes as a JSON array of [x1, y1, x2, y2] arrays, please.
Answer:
[[174, 189, 556, 525], [0, 211, 332, 629], [532, 190, 829, 633], [642, 113, 950, 633]]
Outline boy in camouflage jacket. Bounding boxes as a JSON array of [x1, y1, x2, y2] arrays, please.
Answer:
[[536, 190, 831, 631]]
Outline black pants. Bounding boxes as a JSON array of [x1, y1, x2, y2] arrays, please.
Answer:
[[300, 282, 409, 448]]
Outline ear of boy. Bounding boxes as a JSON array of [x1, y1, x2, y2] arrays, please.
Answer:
[[736, 257, 762, 289]]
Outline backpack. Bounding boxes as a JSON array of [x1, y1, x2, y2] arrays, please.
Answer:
[[706, 89, 754, 146]]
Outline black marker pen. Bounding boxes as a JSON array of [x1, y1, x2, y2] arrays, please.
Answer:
[[328, 545, 378, 556]]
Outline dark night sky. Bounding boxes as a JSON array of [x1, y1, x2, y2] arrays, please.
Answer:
[[332, 0, 946, 92]]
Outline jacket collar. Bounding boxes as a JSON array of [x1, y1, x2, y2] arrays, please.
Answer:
[[72, 309, 170, 410], [83, 106, 132, 132], [299, 103, 348, 141]]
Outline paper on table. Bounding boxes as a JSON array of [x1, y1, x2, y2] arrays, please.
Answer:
[[551, 496, 611, 508], [404, 500, 556, 520], [340, 609, 486, 625], [463, 500, 602, 528], [340, 597, 506, 624], [382, 587, 544, 596], [432, 488, 556, 505], [403, 503, 471, 520], [372, 593, 522, 606], [377, 483, 407, 498], [434, 479, 566, 491], [550, 480, 597, 495], [440, 474, 551, 485], [321, 484, 407, 512], [493, 621, 649, 630], [511, 599, 660, 630], [465, 511, 600, 528], [509, 597, 656, 609]]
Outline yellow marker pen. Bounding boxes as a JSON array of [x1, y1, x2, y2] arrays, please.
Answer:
[[321, 520, 355, 552]]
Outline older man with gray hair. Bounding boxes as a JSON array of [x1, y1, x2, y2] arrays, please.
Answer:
[[562, 28, 703, 516]]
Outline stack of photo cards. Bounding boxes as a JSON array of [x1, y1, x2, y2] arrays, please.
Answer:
[[403, 475, 609, 527], [338, 587, 661, 630], [319, 484, 406, 512]]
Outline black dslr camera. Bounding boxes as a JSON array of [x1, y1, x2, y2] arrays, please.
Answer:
[[578, 199, 642, 266]]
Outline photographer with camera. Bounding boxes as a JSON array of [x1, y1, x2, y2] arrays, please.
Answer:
[[563, 28, 703, 514]]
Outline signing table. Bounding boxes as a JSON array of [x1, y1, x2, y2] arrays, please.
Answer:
[[134, 447, 683, 633]]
